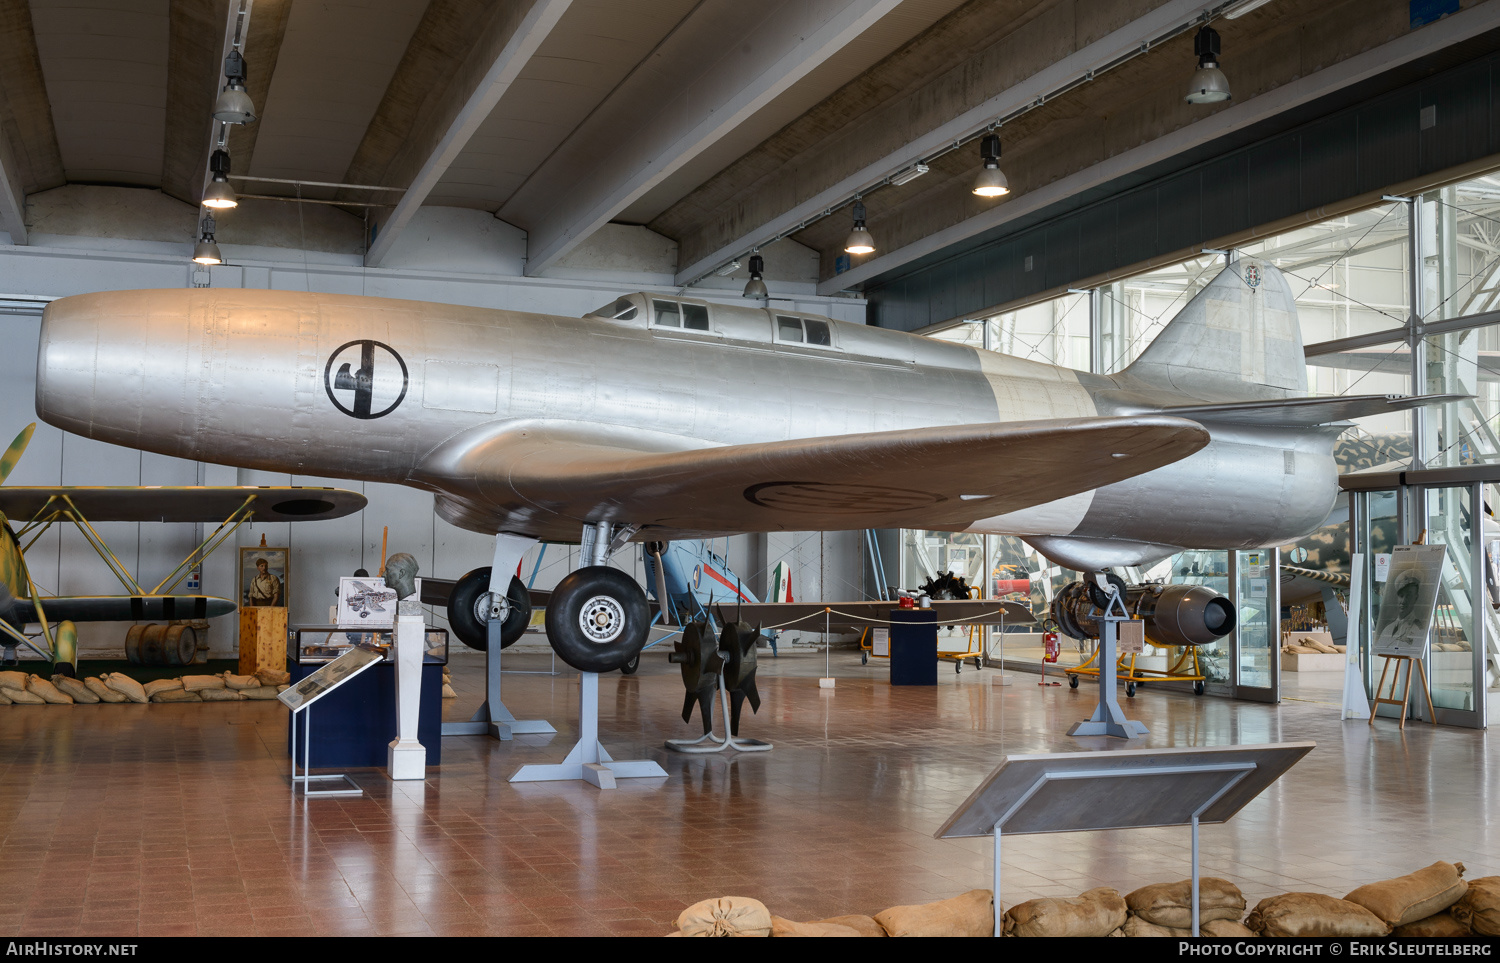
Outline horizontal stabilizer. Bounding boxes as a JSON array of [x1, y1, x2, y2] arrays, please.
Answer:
[[15, 595, 237, 624], [0, 486, 367, 523], [1158, 393, 1466, 427]]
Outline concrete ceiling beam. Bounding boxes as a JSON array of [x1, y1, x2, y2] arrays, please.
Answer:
[[0, 0, 66, 241], [504, 0, 904, 279], [0, 125, 27, 243], [362, 0, 573, 269], [162, 0, 230, 207], [818, 0, 1500, 295], [670, 0, 1223, 288]]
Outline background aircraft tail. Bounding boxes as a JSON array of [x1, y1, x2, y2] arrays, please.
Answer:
[[1123, 257, 1306, 401]]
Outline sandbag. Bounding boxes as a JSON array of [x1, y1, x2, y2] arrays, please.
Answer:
[[241, 685, 282, 700], [677, 897, 773, 937], [256, 668, 290, 687], [1392, 911, 1471, 938], [8, 686, 45, 704], [770, 916, 861, 937], [1126, 877, 1245, 928], [0, 687, 12, 705], [442, 683, 456, 699], [876, 889, 994, 938], [1246, 893, 1390, 937], [52, 676, 98, 704], [0, 670, 28, 692], [104, 673, 148, 703], [198, 687, 244, 702], [151, 689, 201, 703], [181, 674, 226, 692], [85, 677, 128, 703], [1003, 888, 1126, 938], [813, 915, 886, 937], [1202, 918, 1257, 937], [1345, 861, 1467, 927], [1122, 915, 1189, 937], [1451, 876, 1500, 936], [221, 672, 260, 690], [142, 678, 183, 699], [27, 675, 73, 704]]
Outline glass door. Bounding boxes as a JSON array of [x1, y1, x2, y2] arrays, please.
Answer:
[[1419, 482, 1486, 727], [1231, 548, 1279, 701]]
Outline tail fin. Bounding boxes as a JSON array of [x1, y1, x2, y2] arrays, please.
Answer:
[[1124, 257, 1306, 400], [770, 559, 793, 603]]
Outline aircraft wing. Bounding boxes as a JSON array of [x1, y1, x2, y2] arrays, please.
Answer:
[[0, 486, 366, 523], [715, 599, 1035, 628], [419, 414, 1209, 537], [11, 595, 237, 622]]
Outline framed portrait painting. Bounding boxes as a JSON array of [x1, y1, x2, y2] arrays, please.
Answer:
[[240, 547, 289, 609]]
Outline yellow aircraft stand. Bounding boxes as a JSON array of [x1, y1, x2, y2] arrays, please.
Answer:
[[1065, 633, 1208, 697], [936, 620, 985, 673]]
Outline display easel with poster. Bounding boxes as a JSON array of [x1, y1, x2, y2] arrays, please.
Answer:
[[240, 546, 288, 610], [1369, 544, 1444, 727]]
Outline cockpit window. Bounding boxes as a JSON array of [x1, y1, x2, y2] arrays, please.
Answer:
[[653, 300, 681, 327], [588, 297, 638, 321], [776, 315, 803, 342], [804, 319, 831, 346], [682, 303, 710, 331]]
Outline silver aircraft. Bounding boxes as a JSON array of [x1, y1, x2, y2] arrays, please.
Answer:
[[33, 259, 1450, 672]]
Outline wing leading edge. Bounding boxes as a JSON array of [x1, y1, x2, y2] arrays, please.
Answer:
[[417, 414, 1210, 538]]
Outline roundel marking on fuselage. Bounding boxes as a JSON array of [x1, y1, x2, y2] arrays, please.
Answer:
[[324, 340, 409, 419]]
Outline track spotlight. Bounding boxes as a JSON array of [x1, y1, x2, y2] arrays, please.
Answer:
[[844, 199, 875, 255], [202, 149, 237, 210], [1185, 26, 1231, 104], [192, 213, 222, 265], [743, 253, 768, 298], [213, 49, 257, 124], [972, 134, 1010, 198]]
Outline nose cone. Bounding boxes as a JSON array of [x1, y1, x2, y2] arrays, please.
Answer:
[[37, 289, 203, 456]]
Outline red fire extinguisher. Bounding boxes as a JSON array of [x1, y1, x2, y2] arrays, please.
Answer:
[[1043, 623, 1060, 664]]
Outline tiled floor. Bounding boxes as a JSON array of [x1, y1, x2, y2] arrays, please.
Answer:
[[0, 641, 1495, 936]]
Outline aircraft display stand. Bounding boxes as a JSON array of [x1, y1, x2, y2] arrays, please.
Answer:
[[281, 646, 386, 798], [936, 742, 1314, 936], [442, 534, 555, 741], [509, 671, 668, 789], [1066, 579, 1148, 738], [665, 671, 772, 754], [1369, 653, 1436, 729]]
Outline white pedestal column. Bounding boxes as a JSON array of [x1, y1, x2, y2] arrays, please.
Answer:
[[388, 604, 427, 780]]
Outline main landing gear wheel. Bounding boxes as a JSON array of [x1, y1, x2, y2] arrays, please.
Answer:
[[545, 566, 649, 673], [448, 567, 531, 651]]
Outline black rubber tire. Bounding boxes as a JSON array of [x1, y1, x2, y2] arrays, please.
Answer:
[[620, 651, 640, 675], [448, 568, 531, 651], [1068, 675, 1079, 689], [545, 566, 650, 673], [861, 652, 868, 665], [1125, 680, 1137, 698], [1194, 680, 1206, 695], [955, 660, 962, 674]]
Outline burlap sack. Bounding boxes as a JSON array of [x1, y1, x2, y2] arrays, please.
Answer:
[[142, 678, 183, 699], [1392, 911, 1471, 938], [1345, 861, 1467, 926], [677, 897, 773, 937], [8, 686, 44, 704], [151, 689, 201, 703], [1122, 914, 1190, 937], [241, 685, 282, 700], [0, 687, 13, 705], [1202, 918, 1256, 937], [221, 673, 260, 690], [0, 670, 28, 692], [85, 677, 128, 703], [442, 683, 457, 699], [181, 674, 226, 692], [256, 668, 290, 687], [1451, 876, 1500, 935], [770, 916, 861, 937], [1003, 888, 1127, 938], [52, 676, 98, 704], [198, 687, 244, 702], [876, 889, 994, 938], [1245, 893, 1390, 937], [104, 673, 148, 703], [814, 915, 887, 937], [1126, 878, 1246, 928], [27, 675, 73, 704]]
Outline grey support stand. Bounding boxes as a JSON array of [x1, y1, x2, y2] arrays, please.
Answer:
[[442, 532, 556, 740], [1068, 575, 1149, 739], [937, 743, 1315, 936], [509, 671, 668, 788]]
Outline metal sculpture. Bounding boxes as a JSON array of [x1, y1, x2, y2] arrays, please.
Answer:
[[669, 620, 724, 735]]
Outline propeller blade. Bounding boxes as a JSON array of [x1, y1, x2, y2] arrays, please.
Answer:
[[651, 543, 672, 626], [0, 423, 35, 486]]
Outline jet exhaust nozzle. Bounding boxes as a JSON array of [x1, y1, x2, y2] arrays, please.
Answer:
[[1051, 581, 1234, 648]]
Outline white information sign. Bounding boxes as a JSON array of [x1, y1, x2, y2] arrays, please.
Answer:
[[1375, 553, 1391, 582], [1118, 620, 1144, 655], [872, 627, 889, 657]]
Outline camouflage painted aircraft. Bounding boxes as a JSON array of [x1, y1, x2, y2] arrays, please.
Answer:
[[0, 424, 366, 673]]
